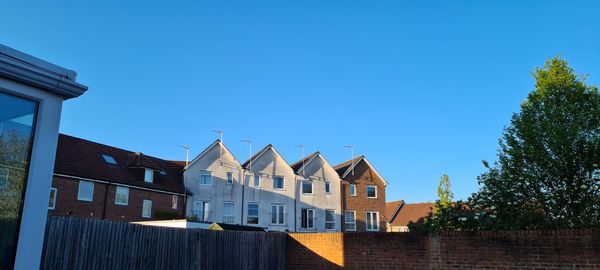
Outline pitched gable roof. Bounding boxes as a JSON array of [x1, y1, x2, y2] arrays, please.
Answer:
[[187, 139, 241, 169], [333, 156, 388, 186], [385, 200, 405, 224], [54, 134, 185, 194], [289, 151, 319, 174], [241, 144, 291, 170], [388, 202, 435, 227]]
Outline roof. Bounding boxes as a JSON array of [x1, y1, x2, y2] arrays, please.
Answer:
[[333, 156, 388, 186], [289, 151, 319, 173], [54, 134, 185, 194], [241, 144, 292, 170], [186, 139, 242, 169], [388, 202, 435, 227], [0, 44, 87, 99], [385, 200, 405, 223]]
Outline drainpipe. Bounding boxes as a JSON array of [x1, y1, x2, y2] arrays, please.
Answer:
[[102, 183, 109, 220], [240, 170, 245, 225]]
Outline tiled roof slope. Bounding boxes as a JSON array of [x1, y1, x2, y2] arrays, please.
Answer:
[[54, 134, 185, 194], [289, 152, 319, 173], [385, 200, 405, 223], [389, 202, 435, 226], [333, 156, 363, 176]]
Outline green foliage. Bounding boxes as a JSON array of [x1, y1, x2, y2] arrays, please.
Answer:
[[437, 174, 454, 208], [418, 57, 600, 232]]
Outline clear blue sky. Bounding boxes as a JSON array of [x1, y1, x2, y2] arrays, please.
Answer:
[[1, 1, 598, 203]]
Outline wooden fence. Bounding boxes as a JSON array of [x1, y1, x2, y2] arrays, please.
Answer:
[[41, 217, 286, 270]]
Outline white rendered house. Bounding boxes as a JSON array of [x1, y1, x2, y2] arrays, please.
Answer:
[[184, 140, 244, 225], [291, 152, 342, 232], [241, 145, 296, 232]]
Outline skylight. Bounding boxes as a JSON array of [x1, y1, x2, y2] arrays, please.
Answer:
[[102, 154, 117, 165]]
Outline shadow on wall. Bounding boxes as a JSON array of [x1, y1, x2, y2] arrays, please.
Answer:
[[286, 233, 344, 270]]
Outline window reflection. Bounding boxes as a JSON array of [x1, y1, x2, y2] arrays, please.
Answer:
[[0, 91, 37, 270]]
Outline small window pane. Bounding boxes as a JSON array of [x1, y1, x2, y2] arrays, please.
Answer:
[[367, 186, 377, 198], [200, 171, 212, 185], [144, 169, 154, 183], [77, 181, 94, 201], [350, 184, 356, 196], [227, 172, 233, 184], [325, 182, 330, 193], [253, 175, 260, 187], [302, 181, 312, 194], [115, 186, 129, 205], [247, 203, 259, 224], [48, 188, 57, 209], [142, 200, 152, 218], [273, 176, 284, 189], [325, 210, 335, 230], [223, 202, 235, 224], [102, 154, 117, 165], [171, 195, 178, 209]]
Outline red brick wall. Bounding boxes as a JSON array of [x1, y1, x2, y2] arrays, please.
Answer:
[[49, 176, 184, 222], [286, 230, 600, 269], [341, 161, 387, 232]]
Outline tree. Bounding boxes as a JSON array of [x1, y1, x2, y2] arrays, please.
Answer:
[[472, 57, 600, 230], [417, 57, 600, 232], [437, 174, 454, 208]]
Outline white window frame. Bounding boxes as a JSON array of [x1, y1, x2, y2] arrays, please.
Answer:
[[302, 181, 313, 194], [142, 199, 152, 218], [273, 176, 285, 190], [253, 174, 260, 188], [301, 208, 315, 229], [199, 171, 213, 186], [325, 182, 331, 194], [366, 185, 377, 198], [223, 202, 235, 224], [144, 168, 154, 183], [247, 203, 259, 225], [193, 201, 210, 222], [350, 184, 356, 196], [325, 209, 335, 230], [114, 186, 129, 205], [366, 211, 379, 231], [271, 204, 285, 225], [77, 180, 94, 202], [171, 195, 178, 209], [48, 188, 57, 210], [226, 172, 234, 185], [344, 210, 356, 231]]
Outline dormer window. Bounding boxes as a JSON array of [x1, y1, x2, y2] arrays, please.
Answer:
[[144, 169, 154, 183], [102, 154, 117, 165]]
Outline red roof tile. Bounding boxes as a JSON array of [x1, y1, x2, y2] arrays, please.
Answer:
[[54, 134, 185, 194], [388, 202, 435, 226]]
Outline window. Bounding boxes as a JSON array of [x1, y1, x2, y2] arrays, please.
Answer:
[[142, 200, 152, 218], [0, 91, 37, 269], [302, 181, 313, 194], [300, 208, 315, 229], [0, 168, 8, 189], [367, 185, 377, 198], [77, 181, 94, 201], [345, 210, 356, 231], [226, 172, 233, 185], [193, 201, 210, 222], [253, 175, 260, 187], [223, 202, 235, 224], [366, 211, 379, 231], [325, 210, 335, 230], [171, 195, 178, 209], [247, 203, 259, 224], [199, 171, 212, 185], [273, 176, 284, 189], [271, 204, 285, 225], [325, 182, 331, 193], [350, 184, 356, 196], [144, 169, 154, 183], [102, 154, 117, 165], [115, 186, 129, 205], [160, 170, 167, 176], [48, 188, 57, 210]]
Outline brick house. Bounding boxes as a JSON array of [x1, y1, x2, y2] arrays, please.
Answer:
[[334, 156, 388, 232], [48, 134, 186, 222]]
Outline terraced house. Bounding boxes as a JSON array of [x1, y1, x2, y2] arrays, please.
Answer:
[[335, 156, 388, 232], [49, 134, 186, 221]]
